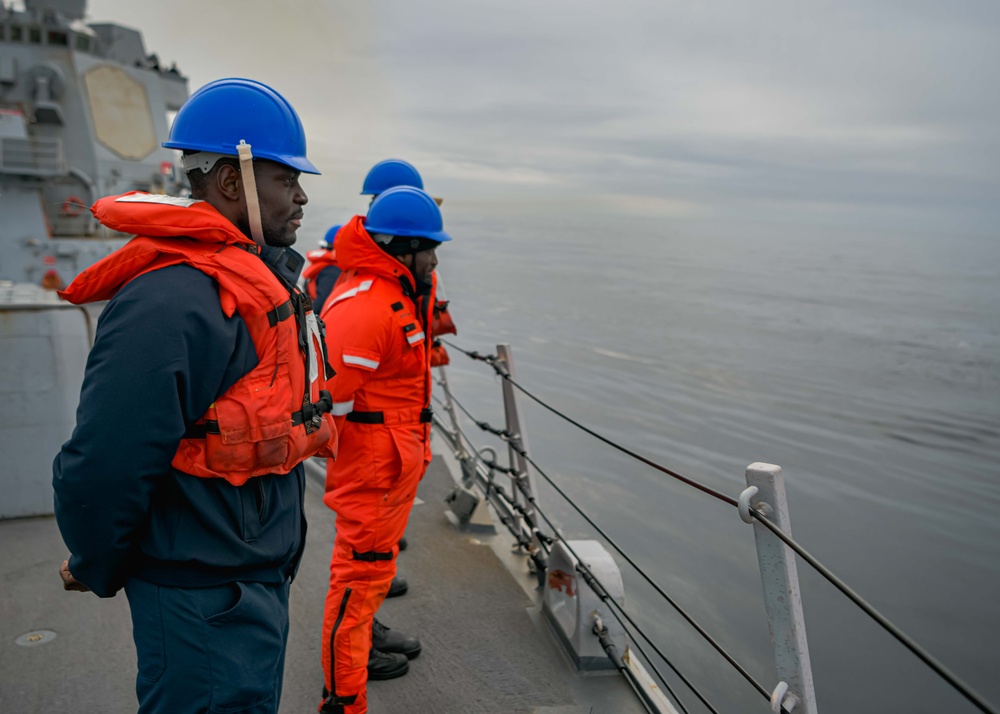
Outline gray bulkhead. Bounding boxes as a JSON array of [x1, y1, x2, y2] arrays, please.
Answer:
[[1, 0, 189, 517]]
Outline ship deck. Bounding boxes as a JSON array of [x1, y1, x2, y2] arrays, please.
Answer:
[[0, 447, 644, 713]]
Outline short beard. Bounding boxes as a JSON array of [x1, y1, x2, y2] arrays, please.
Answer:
[[264, 225, 297, 248], [235, 215, 296, 248]]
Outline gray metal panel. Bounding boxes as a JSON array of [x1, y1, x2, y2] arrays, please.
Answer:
[[87, 23, 147, 67], [73, 50, 188, 198], [25, 0, 86, 22], [0, 301, 89, 519], [0, 183, 52, 282]]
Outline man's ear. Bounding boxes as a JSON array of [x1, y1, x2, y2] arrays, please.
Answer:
[[216, 163, 242, 201]]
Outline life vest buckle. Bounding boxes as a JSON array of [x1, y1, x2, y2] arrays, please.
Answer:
[[297, 390, 334, 434]]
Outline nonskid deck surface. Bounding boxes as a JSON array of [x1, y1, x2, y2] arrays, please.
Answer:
[[1, 456, 641, 713]]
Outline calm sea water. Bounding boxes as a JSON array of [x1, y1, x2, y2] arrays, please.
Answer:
[[318, 202, 1000, 713]]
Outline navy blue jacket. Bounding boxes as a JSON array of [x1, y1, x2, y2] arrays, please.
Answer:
[[53, 252, 308, 598], [312, 264, 342, 315]]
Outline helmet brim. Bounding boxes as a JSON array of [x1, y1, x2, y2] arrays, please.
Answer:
[[276, 154, 321, 175], [366, 225, 452, 243], [163, 142, 321, 175]]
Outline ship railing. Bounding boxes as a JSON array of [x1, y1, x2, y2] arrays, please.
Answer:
[[0, 285, 94, 346], [0, 135, 65, 176], [431, 339, 998, 714]]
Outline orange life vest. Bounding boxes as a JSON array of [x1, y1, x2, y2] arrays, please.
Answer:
[[430, 340, 450, 367], [60, 192, 337, 486], [429, 296, 456, 367], [432, 299, 456, 337], [303, 247, 340, 301]]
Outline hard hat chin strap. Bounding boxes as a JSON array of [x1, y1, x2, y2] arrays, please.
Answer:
[[237, 140, 266, 246]]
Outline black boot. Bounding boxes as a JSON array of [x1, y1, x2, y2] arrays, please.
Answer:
[[386, 575, 408, 598], [372, 617, 421, 659], [367, 647, 409, 680]]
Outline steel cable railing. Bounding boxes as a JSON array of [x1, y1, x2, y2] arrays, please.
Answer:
[[442, 340, 738, 508], [433, 393, 691, 708], [505, 429, 776, 704], [442, 396, 704, 713], [510, 464, 710, 714], [438, 386, 742, 714], [435, 395, 700, 714], [442, 339, 999, 714], [467, 408, 778, 705], [746, 505, 997, 714], [440, 345, 780, 707], [431, 391, 550, 561]]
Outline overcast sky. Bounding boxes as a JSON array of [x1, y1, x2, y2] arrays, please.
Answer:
[[88, 0, 999, 236]]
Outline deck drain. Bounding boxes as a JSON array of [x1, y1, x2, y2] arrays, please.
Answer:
[[15, 630, 57, 647]]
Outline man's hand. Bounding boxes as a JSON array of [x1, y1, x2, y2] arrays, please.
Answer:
[[60, 559, 90, 592]]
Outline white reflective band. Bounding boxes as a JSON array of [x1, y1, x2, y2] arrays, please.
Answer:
[[116, 194, 202, 207], [330, 280, 375, 306], [330, 400, 355, 416], [407, 331, 426, 345], [343, 354, 380, 370], [305, 311, 322, 385]]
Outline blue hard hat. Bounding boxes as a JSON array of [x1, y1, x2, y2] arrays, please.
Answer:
[[365, 187, 451, 243], [361, 159, 423, 196], [163, 78, 319, 174], [320, 224, 342, 249]]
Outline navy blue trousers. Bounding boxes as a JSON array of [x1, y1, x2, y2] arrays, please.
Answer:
[[124, 577, 290, 714]]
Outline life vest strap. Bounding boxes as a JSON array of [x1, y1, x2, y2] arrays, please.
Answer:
[[183, 420, 221, 439], [346, 408, 433, 425], [183, 393, 332, 440], [266, 300, 295, 327], [292, 390, 334, 434]]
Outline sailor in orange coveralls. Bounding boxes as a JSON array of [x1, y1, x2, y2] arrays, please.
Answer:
[[317, 186, 451, 714]]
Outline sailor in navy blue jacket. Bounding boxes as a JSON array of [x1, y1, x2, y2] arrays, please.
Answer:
[[53, 244, 313, 713], [53, 249, 309, 598]]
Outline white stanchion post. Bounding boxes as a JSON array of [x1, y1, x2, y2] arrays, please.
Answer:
[[496, 343, 538, 542], [743, 462, 818, 714]]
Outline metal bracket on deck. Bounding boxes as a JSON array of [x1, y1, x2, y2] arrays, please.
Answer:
[[542, 540, 625, 671], [444, 485, 496, 533]]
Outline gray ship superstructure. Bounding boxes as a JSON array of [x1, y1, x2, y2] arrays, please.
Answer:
[[0, 0, 189, 518], [1, 0, 188, 285]]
